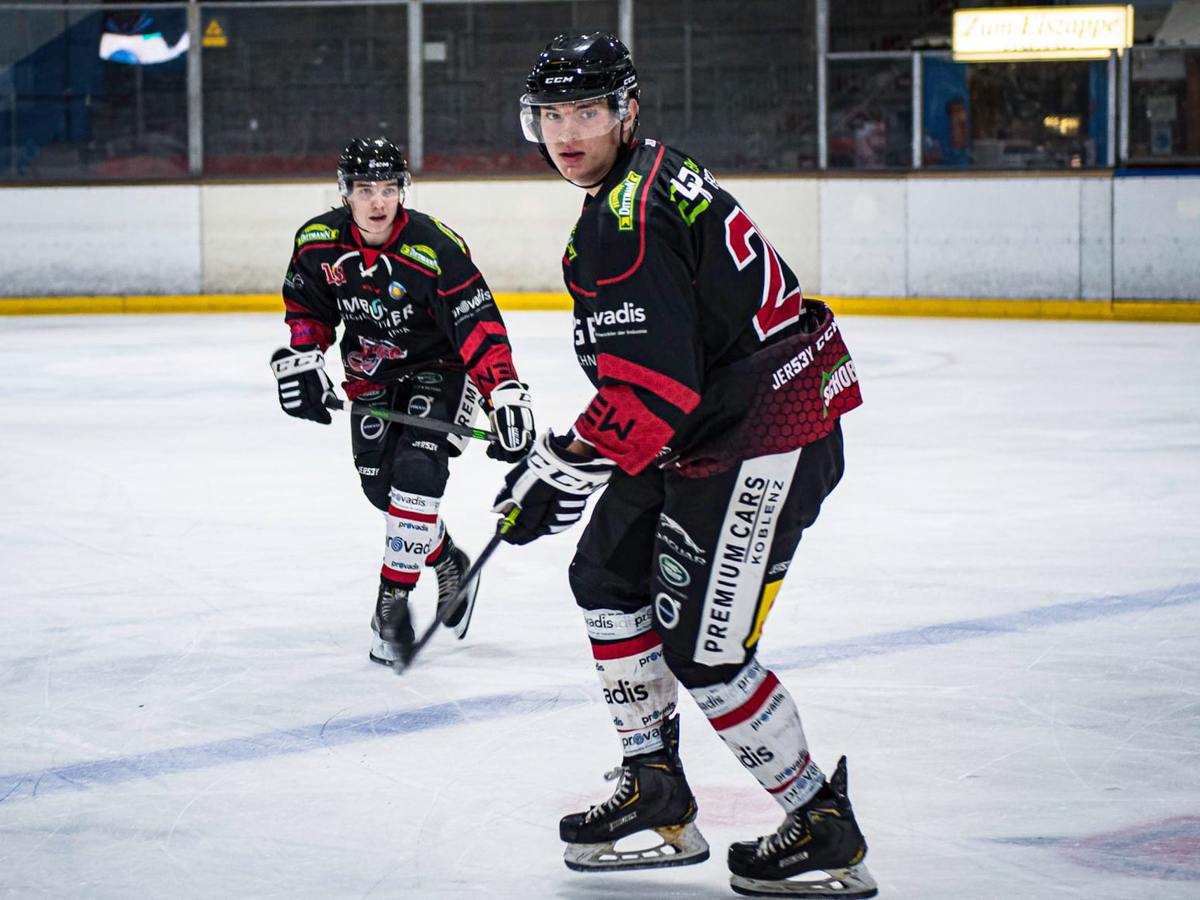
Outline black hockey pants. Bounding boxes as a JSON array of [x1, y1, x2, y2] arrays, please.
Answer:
[[349, 370, 476, 511], [569, 422, 844, 689]]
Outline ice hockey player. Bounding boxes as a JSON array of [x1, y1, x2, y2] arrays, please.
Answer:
[[490, 35, 876, 898], [271, 137, 535, 667]]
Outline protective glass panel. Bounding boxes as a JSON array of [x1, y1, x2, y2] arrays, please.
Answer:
[[2, 7, 188, 181], [636, 0, 817, 171], [920, 56, 1110, 169], [1128, 48, 1200, 164], [827, 57, 913, 168], [831, 0, 957, 54], [202, 6, 408, 177], [423, 2, 618, 175]]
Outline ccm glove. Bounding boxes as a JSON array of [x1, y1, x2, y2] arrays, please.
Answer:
[[486, 380, 536, 462], [491, 431, 615, 545], [270, 345, 336, 425]]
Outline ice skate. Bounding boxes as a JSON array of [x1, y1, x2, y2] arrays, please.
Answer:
[[369, 585, 414, 667], [728, 756, 877, 898], [433, 536, 480, 640], [560, 716, 709, 871]]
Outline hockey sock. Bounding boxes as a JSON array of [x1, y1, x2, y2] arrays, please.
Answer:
[[689, 659, 825, 812], [584, 606, 678, 757], [424, 523, 449, 566], [382, 489, 441, 587]]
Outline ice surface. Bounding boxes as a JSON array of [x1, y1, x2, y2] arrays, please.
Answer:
[[1, 312, 1198, 899]]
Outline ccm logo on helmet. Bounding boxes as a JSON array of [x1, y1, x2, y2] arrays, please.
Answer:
[[545, 75, 575, 83]]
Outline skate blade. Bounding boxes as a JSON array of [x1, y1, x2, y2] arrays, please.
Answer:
[[369, 637, 408, 667], [564, 822, 710, 872], [730, 864, 878, 898]]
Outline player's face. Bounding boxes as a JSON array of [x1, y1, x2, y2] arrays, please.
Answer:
[[345, 179, 400, 242], [540, 98, 637, 192]]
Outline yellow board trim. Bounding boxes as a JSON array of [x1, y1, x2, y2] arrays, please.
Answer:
[[816, 296, 1200, 323], [745, 579, 784, 650], [1, 292, 1198, 323]]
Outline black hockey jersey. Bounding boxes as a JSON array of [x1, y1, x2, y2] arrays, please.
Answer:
[[563, 138, 861, 476], [283, 205, 518, 399]]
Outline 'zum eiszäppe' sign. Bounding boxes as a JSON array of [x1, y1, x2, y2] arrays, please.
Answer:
[[953, 5, 1133, 62]]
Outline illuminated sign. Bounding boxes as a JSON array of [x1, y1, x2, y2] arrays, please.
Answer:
[[953, 6, 1134, 62]]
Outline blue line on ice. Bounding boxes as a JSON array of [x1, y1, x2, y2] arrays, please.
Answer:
[[2, 581, 1196, 805]]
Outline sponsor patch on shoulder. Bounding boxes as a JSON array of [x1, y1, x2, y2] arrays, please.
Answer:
[[607, 171, 642, 231], [431, 217, 467, 254], [400, 243, 440, 273], [297, 223, 338, 245]]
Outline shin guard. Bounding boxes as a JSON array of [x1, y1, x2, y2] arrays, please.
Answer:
[[690, 659, 825, 812], [382, 489, 441, 587], [584, 606, 678, 757]]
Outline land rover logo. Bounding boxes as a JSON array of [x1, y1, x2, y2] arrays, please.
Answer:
[[658, 554, 690, 588]]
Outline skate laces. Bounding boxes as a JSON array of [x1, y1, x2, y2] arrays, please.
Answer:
[[584, 766, 634, 823], [379, 588, 408, 622], [757, 810, 808, 858], [435, 549, 463, 604]]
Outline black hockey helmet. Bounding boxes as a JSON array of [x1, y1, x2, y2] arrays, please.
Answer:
[[520, 33, 640, 178], [337, 137, 411, 200]]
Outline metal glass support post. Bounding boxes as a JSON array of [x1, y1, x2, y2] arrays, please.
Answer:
[[1107, 50, 1117, 167], [1118, 47, 1130, 165], [911, 51, 922, 168], [187, 0, 203, 176], [817, 0, 828, 170], [619, 0, 633, 57], [408, 0, 423, 173], [683, 21, 692, 131]]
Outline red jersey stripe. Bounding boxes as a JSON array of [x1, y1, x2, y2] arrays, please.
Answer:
[[597, 353, 701, 413], [388, 506, 440, 524], [574, 384, 676, 475], [459, 319, 509, 365], [765, 753, 812, 794], [425, 535, 446, 565], [381, 567, 420, 585], [437, 271, 482, 296], [707, 671, 781, 731], [766, 772, 800, 795], [597, 143, 667, 286], [590, 631, 662, 660]]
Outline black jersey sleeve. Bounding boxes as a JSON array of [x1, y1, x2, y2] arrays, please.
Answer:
[[572, 147, 703, 474], [426, 219, 520, 399], [283, 221, 343, 351]]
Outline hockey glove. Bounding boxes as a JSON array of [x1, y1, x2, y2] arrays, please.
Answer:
[[491, 431, 614, 545], [271, 345, 336, 425], [486, 380, 536, 462]]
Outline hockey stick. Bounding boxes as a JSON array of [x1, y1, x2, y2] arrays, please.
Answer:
[[323, 397, 497, 443], [398, 508, 519, 673]]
